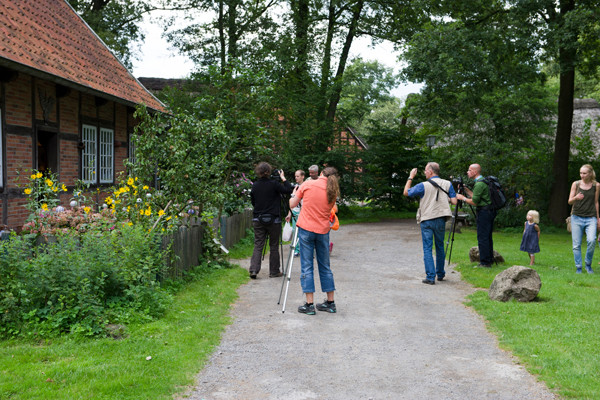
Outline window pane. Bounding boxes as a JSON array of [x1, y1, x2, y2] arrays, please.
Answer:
[[82, 124, 96, 183], [99, 128, 114, 183]]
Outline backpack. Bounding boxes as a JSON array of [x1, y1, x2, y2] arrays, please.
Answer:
[[482, 176, 507, 210]]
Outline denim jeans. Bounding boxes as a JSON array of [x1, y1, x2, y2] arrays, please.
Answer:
[[298, 227, 335, 293], [571, 214, 597, 270], [476, 208, 496, 265], [420, 217, 446, 281]]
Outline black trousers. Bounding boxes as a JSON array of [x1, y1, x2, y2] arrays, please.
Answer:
[[476, 208, 497, 265], [250, 220, 281, 275]]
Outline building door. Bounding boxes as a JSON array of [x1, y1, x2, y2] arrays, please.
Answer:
[[37, 130, 58, 174]]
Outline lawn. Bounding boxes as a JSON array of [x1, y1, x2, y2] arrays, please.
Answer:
[[452, 227, 600, 398], [0, 265, 248, 400]]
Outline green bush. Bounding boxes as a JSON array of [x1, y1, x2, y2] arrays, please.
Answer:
[[0, 225, 171, 339]]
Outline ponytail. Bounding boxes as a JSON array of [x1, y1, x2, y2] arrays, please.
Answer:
[[323, 167, 340, 204]]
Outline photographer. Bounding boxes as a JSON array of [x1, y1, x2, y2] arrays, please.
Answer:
[[404, 162, 457, 284], [456, 164, 496, 267], [249, 162, 293, 279]]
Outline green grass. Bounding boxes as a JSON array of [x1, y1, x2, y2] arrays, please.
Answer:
[[452, 227, 600, 398], [0, 265, 248, 400], [338, 205, 415, 224]]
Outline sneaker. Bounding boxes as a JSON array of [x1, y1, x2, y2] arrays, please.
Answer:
[[249, 272, 257, 279], [576, 268, 582, 274], [437, 276, 445, 281], [586, 266, 594, 274], [269, 272, 283, 278], [298, 303, 315, 315], [422, 279, 435, 285], [329, 243, 333, 255], [316, 300, 336, 313]]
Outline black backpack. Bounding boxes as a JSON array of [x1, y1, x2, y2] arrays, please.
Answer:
[[482, 176, 507, 210]]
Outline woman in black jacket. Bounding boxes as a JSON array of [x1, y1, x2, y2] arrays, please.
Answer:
[[249, 162, 293, 279]]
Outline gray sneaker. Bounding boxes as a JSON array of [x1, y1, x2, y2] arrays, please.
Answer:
[[316, 300, 336, 313], [298, 303, 315, 315]]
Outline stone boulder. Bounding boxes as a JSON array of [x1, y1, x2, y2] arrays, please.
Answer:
[[489, 266, 541, 302], [469, 247, 505, 264]]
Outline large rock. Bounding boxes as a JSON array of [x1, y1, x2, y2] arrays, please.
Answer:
[[489, 266, 541, 302], [469, 247, 505, 264]]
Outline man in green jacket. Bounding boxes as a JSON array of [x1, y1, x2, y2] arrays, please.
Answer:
[[456, 164, 496, 267]]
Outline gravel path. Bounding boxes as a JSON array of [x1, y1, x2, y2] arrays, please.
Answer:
[[181, 220, 557, 400]]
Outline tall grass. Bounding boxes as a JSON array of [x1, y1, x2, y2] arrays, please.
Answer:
[[453, 227, 600, 398]]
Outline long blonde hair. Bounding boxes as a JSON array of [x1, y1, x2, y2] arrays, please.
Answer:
[[581, 164, 597, 183], [322, 167, 340, 204], [527, 210, 540, 224]]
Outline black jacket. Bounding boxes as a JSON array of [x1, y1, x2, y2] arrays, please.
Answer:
[[251, 177, 293, 218]]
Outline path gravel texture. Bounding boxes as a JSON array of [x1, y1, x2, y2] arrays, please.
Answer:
[[181, 220, 557, 400]]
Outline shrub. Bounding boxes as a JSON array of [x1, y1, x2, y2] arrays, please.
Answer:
[[0, 226, 171, 338]]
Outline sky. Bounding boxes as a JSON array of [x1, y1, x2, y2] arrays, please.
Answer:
[[131, 13, 423, 99]]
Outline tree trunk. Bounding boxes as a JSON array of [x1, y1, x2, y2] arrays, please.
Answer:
[[547, 48, 575, 225], [218, 0, 226, 73]]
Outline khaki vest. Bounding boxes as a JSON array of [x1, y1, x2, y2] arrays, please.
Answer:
[[416, 178, 453, 223]]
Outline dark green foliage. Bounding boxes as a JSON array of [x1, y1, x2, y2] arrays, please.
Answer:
[[0, 227, 171, 338]]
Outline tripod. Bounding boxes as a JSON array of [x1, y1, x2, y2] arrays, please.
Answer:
[[278, 216, 299, 313], [445, 184, 476, 266]]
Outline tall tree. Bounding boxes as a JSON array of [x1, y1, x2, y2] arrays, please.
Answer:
[[68, 0, 160, 68], [399, 0, 600, 223]]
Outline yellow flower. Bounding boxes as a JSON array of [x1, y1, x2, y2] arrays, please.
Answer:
[[106, 197, 113, 205], [45, 179, 53, 187], [30, 174, 36, 180], [52, 187, 58, 192], [127, 222, 133, 226], [139, 209, 144, 215], [144, 208, 151, 216], [24, 188, 32, 195], [62, 184, 67, 192], [166, 216, 172, 221], [36, 172, 43, 179], [84, 206, 91, 214], [41, 203, 48, 211], [127, 206, 131, 212], [127, 177, 134, 186], [143, 185, 149, 190], [158, 209, 165, 217]]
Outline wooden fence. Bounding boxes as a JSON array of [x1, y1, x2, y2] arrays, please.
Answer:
[[163, 209, 253, 278]]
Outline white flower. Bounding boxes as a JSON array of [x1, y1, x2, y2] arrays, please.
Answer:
[[56, 206, 65, 213], [146, 193, 152, 198], [136, 198, 142, 203], [69, 200, 78, 208]]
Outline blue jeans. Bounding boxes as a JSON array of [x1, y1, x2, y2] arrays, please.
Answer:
[[420, 217, 446, 281], [298, 227, 335, 293], [571, 215, 597, 270]]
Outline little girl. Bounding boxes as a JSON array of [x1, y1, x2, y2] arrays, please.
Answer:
[[520, 210, 540, 265]]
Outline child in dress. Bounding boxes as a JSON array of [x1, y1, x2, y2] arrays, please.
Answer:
[[520, 210, 540, 266]]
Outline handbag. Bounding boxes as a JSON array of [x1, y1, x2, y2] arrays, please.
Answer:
[[282, 222, 293, 241]]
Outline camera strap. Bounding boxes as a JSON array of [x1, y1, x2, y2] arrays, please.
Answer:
[[427, 178, 450, 201]]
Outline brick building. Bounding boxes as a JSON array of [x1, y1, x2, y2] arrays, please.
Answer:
[[0, 0, 165, 228]]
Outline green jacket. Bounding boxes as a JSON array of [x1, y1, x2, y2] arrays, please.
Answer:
[[472, 177, 491, 207]]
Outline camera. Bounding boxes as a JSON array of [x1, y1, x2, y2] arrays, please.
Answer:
[[271, 169, 281, 180], [451, 176, 465, 192]]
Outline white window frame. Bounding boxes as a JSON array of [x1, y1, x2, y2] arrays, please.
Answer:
[[99, 128, 114, 183], [81, 124, 114, 184], [128, 132, 136, 166], [82, 124, 97, 183]]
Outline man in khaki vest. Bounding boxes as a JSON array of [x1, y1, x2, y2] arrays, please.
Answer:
[[404, 162, 458, 284]]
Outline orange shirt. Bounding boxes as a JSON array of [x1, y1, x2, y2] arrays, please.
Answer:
[[296, 176, 334, 234]]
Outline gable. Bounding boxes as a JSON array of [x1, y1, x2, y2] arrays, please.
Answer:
[[0, 0, 166, 112]]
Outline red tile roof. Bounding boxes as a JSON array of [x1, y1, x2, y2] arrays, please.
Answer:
[[0, 0, 166, 112]]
